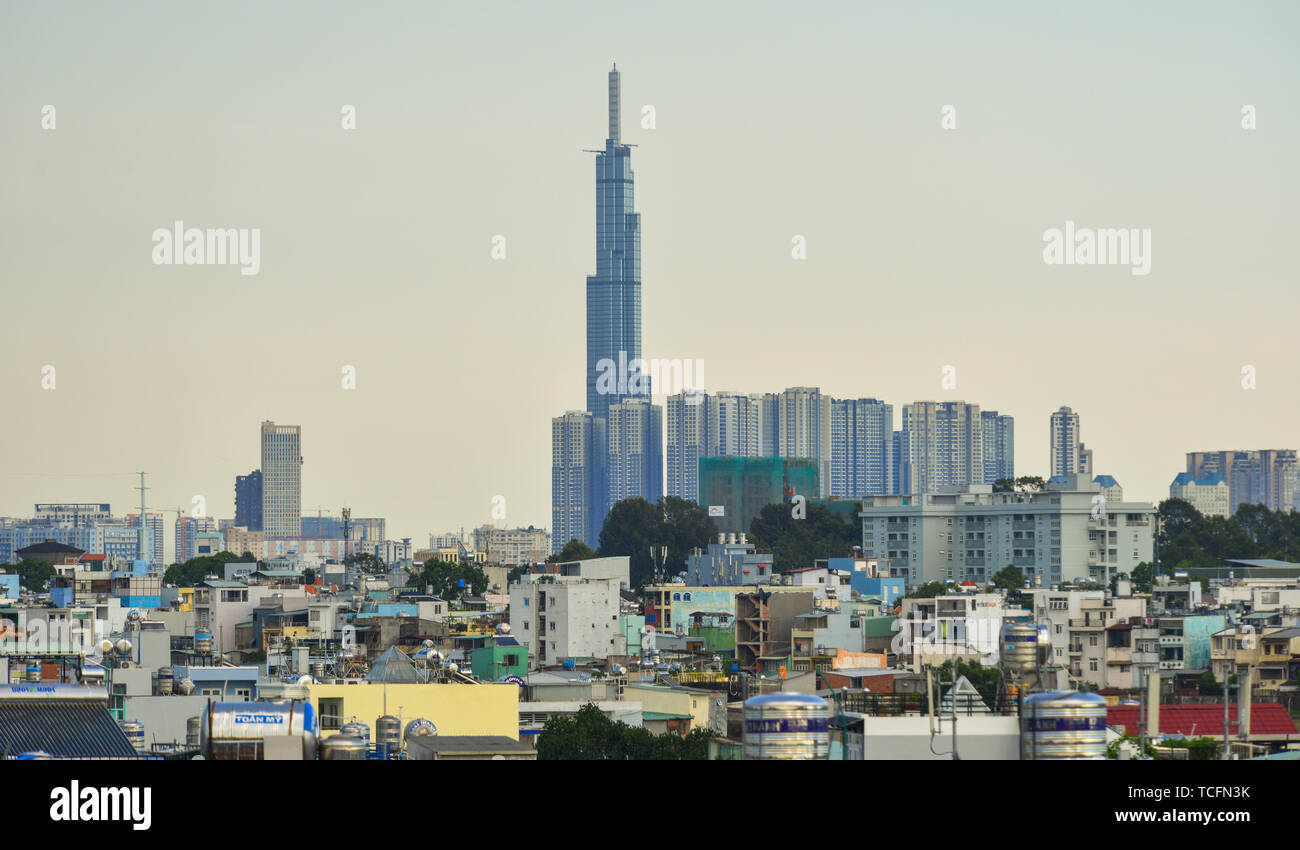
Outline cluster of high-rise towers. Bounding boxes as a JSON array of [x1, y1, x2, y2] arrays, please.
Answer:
[[549, 69, 1112, 556]]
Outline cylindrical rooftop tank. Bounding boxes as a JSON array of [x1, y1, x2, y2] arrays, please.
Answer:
[[339, 721, 370, 743], [119, 719, 147, 754], [376, 715, 401, 748], [1020, 690, 1108, 760], [1000, 623, 1051, 678], [156, 667, 175, 696], [310, 661, 325, 680], [319, 735, 368, 760], [186, 716, 201, 747], [200, 700, 318, 760], [194, 632, 213, 655], [743, 693, 830, 760], [404, 718, 437, 746]]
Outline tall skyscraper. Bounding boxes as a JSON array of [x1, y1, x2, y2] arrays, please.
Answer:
[[234, 469, 263, 531], [260, 421, 302, 537], [552, 411, 607, 553], [899, 401, 984, 494], [778, 387, 831, 498], [554, 67, 663, 546], [980, 410, 1015, 483], [829, 398, 894, 497], [1050, 406, 1092, 477], [666, 391, 709, 500], [585, 64, 646, 425], [607, 398, 663, 509]]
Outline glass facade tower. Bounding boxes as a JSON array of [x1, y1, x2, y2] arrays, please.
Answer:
[[586, 64, 647, 423]]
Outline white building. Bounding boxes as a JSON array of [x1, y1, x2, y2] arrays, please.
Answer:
[[899, 401, 984, 495], [260, 421, 302, 537], [473, 525, 549, 566], [1169, 472, 1230, 518], [509, 573, 625, 666], [860, 474, 1155, 588]]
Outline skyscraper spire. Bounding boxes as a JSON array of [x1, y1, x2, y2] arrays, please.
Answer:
[[608, 63, 620, 144]]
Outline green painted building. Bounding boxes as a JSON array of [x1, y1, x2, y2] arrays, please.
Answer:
[[470, 638, 529, 682]]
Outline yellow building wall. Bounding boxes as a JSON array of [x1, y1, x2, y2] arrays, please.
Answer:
[[624, 684, 711, 731], [307, 683, 519, 739]]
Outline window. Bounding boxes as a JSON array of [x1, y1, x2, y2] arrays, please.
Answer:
[[234, 688, 251, 700], [1089, 661, 1098, 672], [319, 698, 344, 729], [201, 687, 222, 697]]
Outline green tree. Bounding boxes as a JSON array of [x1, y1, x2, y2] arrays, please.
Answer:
[[13, 559, 55, 592], [991, 564, 1025, 594], [597, 497, 662, 585], [546, 539, 596, 563], [595, 497, 717, 586], [163, 551, 243, 586], [747, 502, 858, 572], [536, 702, 712, 760], [344, 552, 387, 575], [903, 580, 952, 600], [415, 559, 488, 600], [930, 659, 1003, 710], [303, 567, 316, 585]]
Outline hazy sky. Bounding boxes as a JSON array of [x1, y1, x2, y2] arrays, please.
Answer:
[[2, 1, 1297, 553]]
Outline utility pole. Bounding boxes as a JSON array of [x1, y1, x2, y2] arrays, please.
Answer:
[[136, 472, 151, 566]]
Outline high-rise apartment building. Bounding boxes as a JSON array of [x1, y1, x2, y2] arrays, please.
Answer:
[[980, 410, 1015, 484], [1050, 406, 1093, 477], [829, 398, 894, 497], [778, 387, 831, 498], [607, 398, 664, 510], [899, 401, 984, 495], [709, 391, 764, 459], [235, 470, 263, 532], [260, 421, 302, 537], [552, 411, 607, 554], [666, 391, 709, 500]]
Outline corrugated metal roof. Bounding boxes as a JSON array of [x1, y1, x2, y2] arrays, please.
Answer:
[[1108, 703, 1298, 737], [0, 698, 140, 759]]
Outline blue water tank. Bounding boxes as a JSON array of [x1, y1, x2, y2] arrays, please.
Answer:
[[731, 663, 740, 673], [562, 659, 576, 670]]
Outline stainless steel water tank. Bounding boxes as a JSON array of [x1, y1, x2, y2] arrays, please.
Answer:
[[743, 693, 830, 760], [376, 715, 401, 748], [156, 667, 175, 696], [1020, 690, 1108, 760], [200, 700, 319, 760], [119, 719, 147, 753], [1000, 623, 1051, 678], [319, 735, 368, 760], [186, 715, 201, 747], [404, 718, 437, 746], [339, 721, 370, 743]]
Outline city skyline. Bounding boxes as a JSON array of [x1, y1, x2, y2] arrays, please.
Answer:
[[3, 2, 1298, 542]]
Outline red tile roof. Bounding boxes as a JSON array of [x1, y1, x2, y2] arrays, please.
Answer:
[[1108, 703, 1298, 738], [79, 554, 107, 562]]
